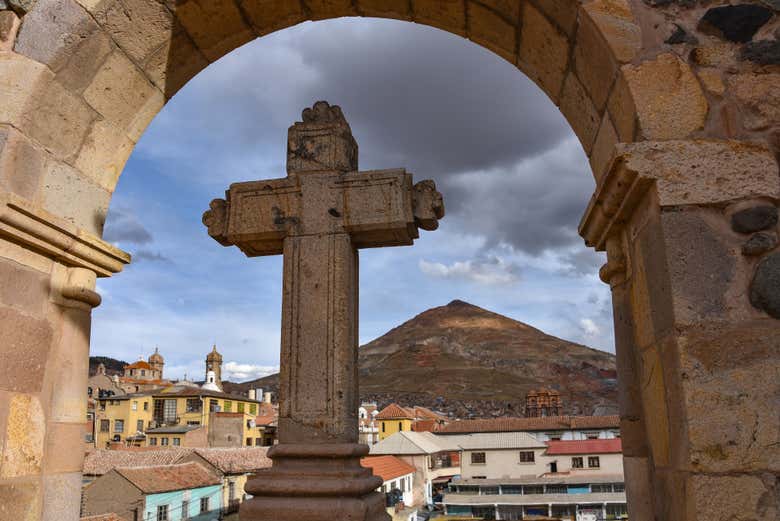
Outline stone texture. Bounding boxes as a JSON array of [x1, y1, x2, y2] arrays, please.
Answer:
[[42, 472, 82, 521], [637, 346, 670, 466], [6, 0, 36, 14], [574, 12, 618, 111], [742, 231, 777, 256], [750, 251, 780, 318], [174, 0, 255, 61], [0, 125, 46, 200], [0, 257, 48, 316], [479, 0, 520, 24], [0, 306, 52, 393], [727, 73, 780, 131], [622, 53, 708, 140], [142, 24, 208, 98], [698, 5, 774, 43], [357, 0, 410, 19], [533, 0, 579, 36], [732, 205, 778, 234], [518, 3, 569, 102], [688, 474, 778, 521], [44, 423, 86, 472], [606, 72, 636, 142], [559, 73, 601, 153], [467, 0, 516, 63], [241, 0, 306, 36], [413, 0, 466, 36], [83, 51, 160, 135], [41, 160, 111, 234], [92, 0, 174, 64], [691, 43, 738, 68], [0, 393, 45, 477], [74, 119, 134, 191], [0, 478, 42, 521], [697, 67, 725, 96], [304, 0, 356, 20], [590, 112, 618, 181], [0, 9, 19, 51], [583, 0, 641, 63], [741, 40, 780, 65], [665, 23, 697, 45]]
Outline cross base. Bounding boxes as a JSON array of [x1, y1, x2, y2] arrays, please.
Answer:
[[241, 444, 392, 521]]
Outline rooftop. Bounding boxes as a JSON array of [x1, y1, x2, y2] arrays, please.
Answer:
[[453, 474, 625, 486], [361, 455, 416, 482], [443, 491, 627, 506], [154, 386, 261, 403], [545, 438, 623, 455], [124, 360, 152, 370], [376, 403, 414, 420], [370, 431, 458, 455], [444, 432, 547, 450], [113, 462, 220, 494], [437, 415, 620, 434], [191, 447, 271, 474], [146, 425, 203, 434], [84, 449, 189, 476]]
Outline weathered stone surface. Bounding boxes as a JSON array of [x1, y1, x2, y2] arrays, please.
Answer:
[[479, 0, 520, 24], [0, 257, 48, 316], [559, 73, 600, 153], [741, 39, 780, 66], [92, 0, 173, 64], [304, 0, 356, 20], [467, 1, 516, 63], [0, 393, 45, 477], [574, 11, 617, 111], [637, 346, 670, 466], [44, 423, 86, 472], [732, 205, 778, 234], [241, 0, 306, 36], [41, 161, 111, 234], [698, 5, 774, 43], [42, 472, 82, 521], [0, 10, 19, 51], [622, 53, 707, 140], [413, 0, 466, 36], [74, 119, 134, 191], [606, 72, 636, 141], [0, 306, 52, 393], [533, 0, 578, 36], [583, 0, 641, 63], [357, 0, 410, 19], [688, 474, 779, 521], [750, 251, 780, 318], [691, 43, 738, 67], [518, 3, 569, 100], [6, 0, 36, 15], [665, 24, 697, 45], [697, 67, 725, 96], [742, 231, 777, 256], [590, 113, 618, 181], [727, 72, 780, 131], [0, 125, 45, 200], [174, 0, 255, 61], [0, 478, 42, 521], [0, 53, 49, 127], [142, 24, 208, 98]]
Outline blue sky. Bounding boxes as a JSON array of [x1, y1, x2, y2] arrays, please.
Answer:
[[91, 18, 613, 382]]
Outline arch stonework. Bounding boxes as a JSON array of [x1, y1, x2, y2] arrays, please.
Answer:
[[0, 1, 777, 520]]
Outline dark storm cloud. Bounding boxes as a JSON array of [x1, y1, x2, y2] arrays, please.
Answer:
[[103, 207, 153, 245]]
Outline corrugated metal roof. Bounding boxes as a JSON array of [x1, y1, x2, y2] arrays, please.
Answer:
[[445, 432, 547, 450], [443, 491, 627, 506], [370, 431, 458, 455]]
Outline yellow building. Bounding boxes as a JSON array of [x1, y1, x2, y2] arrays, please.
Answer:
[[94, 393, 155, 448], [376, 403, 414, 441]]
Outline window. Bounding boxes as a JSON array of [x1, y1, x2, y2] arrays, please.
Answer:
[[164, 400, 177, 422], [88, 387, 93, 396], [228, 481, 236, 501], [132, 401, 138, 411], [137, 420, 144, 433], [200, 497, 209, 513], [100, 420, 110, 432], [588, 456, 600, 468], [246, 438, 252, 446], [161, 437, 169, 446], [472, 476, 486, 480], [572, 457, 584, 468], [398, 422, 403, 431], [250, 403, 257, 415], [173, 437, 181, 446], [149, 437, 157, 446], [545, 484, 568, 494], [237, 402, 245, 413], [224, 401, 232, 412], [130, 369, 134, 376], [187, 421, 201, 426], [501, 485, 522, 495], [471, 452, 486, 464], [141, 370, 146, 376], [156, 505, 168, 521], [381, 423, 385, 432], [143, 402, 149, 411], [519, 451, 535, 463], [255, 438, 261, 446], [523, 485, 543, 495], [585, 431, 599, 440], [114, 420, 124, 433], [606, 504, 628, 518], [209, 399, 218, 412], [591, 483, 612, 493], [99, 402, 106, 411], [186, 398, 202, 413], [613, 483, 625, 492], [181, 500, 189, 520]]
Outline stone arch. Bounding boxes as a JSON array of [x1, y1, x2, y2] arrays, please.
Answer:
[[0, 1, 778, 521]]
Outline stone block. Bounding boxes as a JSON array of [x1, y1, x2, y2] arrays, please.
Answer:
[[41, 160, 111, 235], [574, 13, 617, 111], [622, 457, 654, 521], [589, 113, 618, 181], [174, 0, 255, 61], [74, 119, 134, 192], [0, 393, 45, 477], [638, 346, 671, 467], [478, 0, 521, 24], [742, 231, 777, 256], [304, 0, 356, 20], [622, 53, 708, 140], [467, 0, 517, 63], [559, 73, 600, 153], [0, 256, 48, 316], [583, 0, 640, 63], [606, 72, 636, 142], [412, 0, 466, 36], [690, 43, 738, 68], [84, 50, 160, 135], [0, 306, 52, 394], [44, 424, 86, 472], [6, 0, 36, 15], [92, 0, 174, 64], [127, 86, 164, 142], [0, 125, 46, 201], [727, 72, 780, 131], [142, 24, 208, 98], [0, 53, 49, 126], [518, 3, 570, 102], [241, 0, 306, 36], [357, 0, 410, 19], [0, 10, 20, 51], [696, 67, 725, 96], [533, 0, 579, 36], [42, 472, 82, 521], [0, 478, 42, 521], [688, 474, 778, 521]]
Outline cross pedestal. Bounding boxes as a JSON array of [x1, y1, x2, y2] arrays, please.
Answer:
[[203, 101, 444, 521]]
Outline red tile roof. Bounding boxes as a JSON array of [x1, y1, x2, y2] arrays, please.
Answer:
[[545, 438, 623, 455], [437, 415, 620, 434], [376, 403, 414, 420], [115, 462, 220, 494], [83, 449, 191, 476], [192, 447, 272, 474], [361, 456, 416, 482], [124, 360, 152, 370], [411, 420, 441, 432]]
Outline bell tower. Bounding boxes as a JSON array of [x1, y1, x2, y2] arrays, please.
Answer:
[[206, 344, 223, 385]]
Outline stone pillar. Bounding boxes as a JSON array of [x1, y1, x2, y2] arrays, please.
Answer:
[[0, 193, 129, 521], [580, 140, 780, 521]]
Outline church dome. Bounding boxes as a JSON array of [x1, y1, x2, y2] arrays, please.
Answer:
[[148, 347, 164, 364], [206, 344, 223, 362]]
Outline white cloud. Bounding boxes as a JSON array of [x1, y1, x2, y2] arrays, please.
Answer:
[[222, 362, 280, 382], [579, 318, 601, 337], [418, 256, 519, 285]]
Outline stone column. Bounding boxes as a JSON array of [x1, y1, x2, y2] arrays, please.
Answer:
[[0, 194, 129, 521], [580, 140, 780, 521]]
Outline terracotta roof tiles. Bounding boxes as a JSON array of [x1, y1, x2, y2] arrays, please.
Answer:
[[361, 455, 416, 482], [83, 448, 190, 476], [545, 438, 622, 455], [115, 462, 220, 494], [376, 403, 414, 420], [437, 415, 620, 434], [192, 447, 272, 474]]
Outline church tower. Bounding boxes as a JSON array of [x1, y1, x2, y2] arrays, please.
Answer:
[[206, 345, 223, 385], [148, 347, 164, 379]]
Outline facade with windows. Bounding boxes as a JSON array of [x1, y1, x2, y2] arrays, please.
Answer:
[[94, 393, 155, 448]]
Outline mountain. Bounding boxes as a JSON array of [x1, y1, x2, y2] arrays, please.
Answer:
[[89, 356, 128, 376], [225, 300, 618, 418]]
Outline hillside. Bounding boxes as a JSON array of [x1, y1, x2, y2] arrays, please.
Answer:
[[89, 355, 127, 376], [225, 300, 618, 418]]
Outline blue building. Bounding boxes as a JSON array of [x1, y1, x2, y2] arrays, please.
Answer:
[[82, 462, 223, 521]]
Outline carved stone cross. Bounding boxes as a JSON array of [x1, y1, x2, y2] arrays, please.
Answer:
[[203, 101, 444, 521]]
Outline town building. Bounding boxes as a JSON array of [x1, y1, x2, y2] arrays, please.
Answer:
[[205, 345, 223, 386], [437, 415, 620, 442], [361, 455, 417, 521], [375, 403, 449, 441], [358, 402, 380, 445], [453, 432, 549, 480], [83, 449, 191, 484], [118, 349, 172, 394], [524, 388, 563, 417], [81, 462, 222, 521]]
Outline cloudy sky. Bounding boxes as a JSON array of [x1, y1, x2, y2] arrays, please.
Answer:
[[92, 18, 613, 383]]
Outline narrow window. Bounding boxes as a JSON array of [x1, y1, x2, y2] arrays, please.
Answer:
[[237, 402, 245, 413], [136, 420, 144, 432], [255, 437, 261, 446], [181, 501, 189, 520], [398, 422, 403, 431], [100, 420, 110, 432], [143, 402, 149, 411], [114, 420, 124, 433], [156, 505, 168, 521], [471, 452, 486, 464], [229, 481, 236, 501], [173, 438, 180, 446], [572, 457, 584, 469], [246, 438, 252, 446], [382, 423, 385, 432], [224, 401, 232, 412], [249, 403, 257, 415], [149, 437, 157, 446], [141, 370, 145, 377], [161, 437, 168, 446], [200, 497, 209, 513], [588, 456, 600, 468]]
